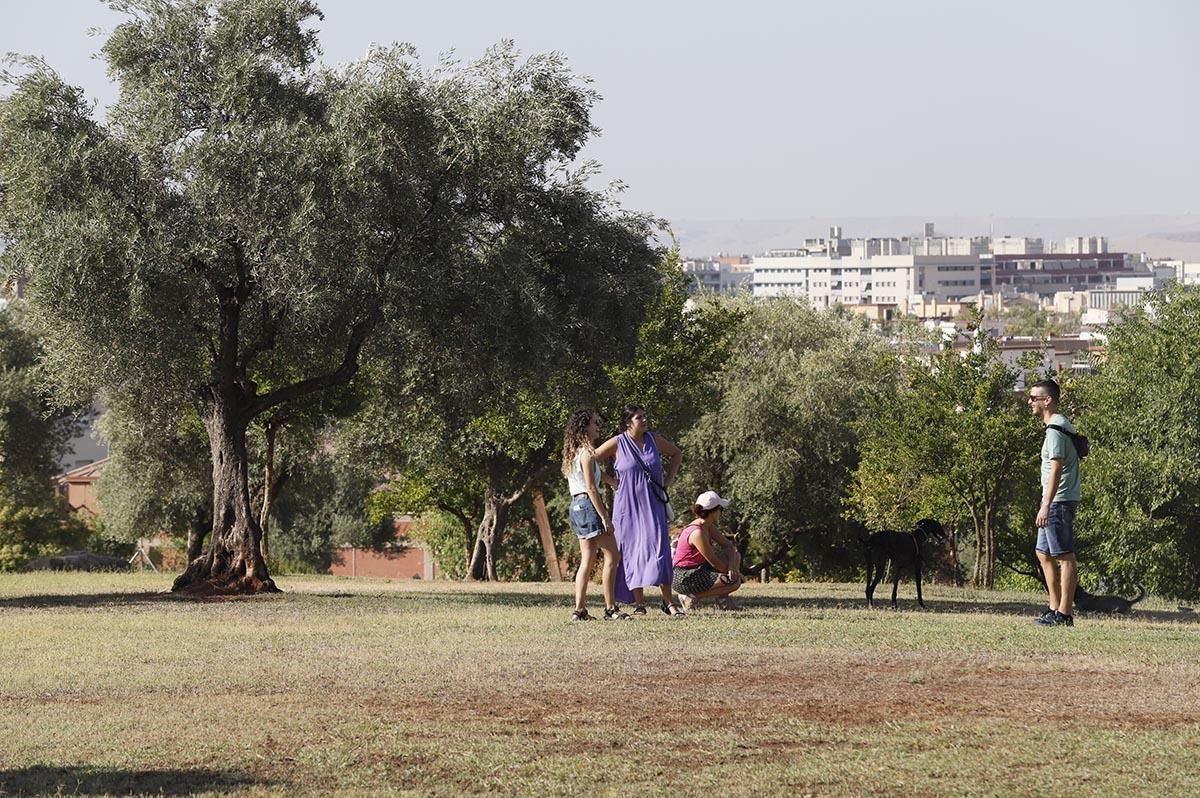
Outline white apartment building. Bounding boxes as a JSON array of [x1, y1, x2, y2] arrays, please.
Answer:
[[681, 256, 753, 294], [1063, 236, 1108, 254], [992, 236, 1045, 255], [1158, 259, 1200, 286], [752, 249, 982, 310]]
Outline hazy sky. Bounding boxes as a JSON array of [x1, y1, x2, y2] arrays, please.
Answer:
[[3, 1, 1197, 221]]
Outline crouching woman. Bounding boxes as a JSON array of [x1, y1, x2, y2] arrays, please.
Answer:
[[672, 491, 742, 610]]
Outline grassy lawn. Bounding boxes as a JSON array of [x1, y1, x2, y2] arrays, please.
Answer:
[[1, 573, 1198, 797]]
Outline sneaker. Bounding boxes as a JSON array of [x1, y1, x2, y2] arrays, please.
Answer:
[[631, 604, 647, 616], [603, 606, 631, 621], [571, 608, 592, 621], [1033, 607, 1056, 624], [1035, 610, 1074, 627]]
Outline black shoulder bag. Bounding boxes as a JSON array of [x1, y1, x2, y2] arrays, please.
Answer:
[[622, 433, 674, 520], [1047, 424, 1089, 459]]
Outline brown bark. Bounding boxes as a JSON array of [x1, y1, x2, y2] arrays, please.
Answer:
[[186, 504, 212, 564], [172, 401, 279, 595], [257, 420, 291, 560], [172, 243, 380, 595], [468, 485, 508, 581], [465, 458, 558, 581]]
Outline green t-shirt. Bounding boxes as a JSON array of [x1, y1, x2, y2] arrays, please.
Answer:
[[1041, 413, 1081, 502]]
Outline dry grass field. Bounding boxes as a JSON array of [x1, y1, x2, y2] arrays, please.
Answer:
[[2, 573, 1198, 797]]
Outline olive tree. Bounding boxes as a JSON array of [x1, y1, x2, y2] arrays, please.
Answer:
[[0, 0, 657, 592]]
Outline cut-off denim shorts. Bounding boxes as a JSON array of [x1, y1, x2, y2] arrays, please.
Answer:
[[568, 494, 605, 540], [1036, 500, 1078, 556]]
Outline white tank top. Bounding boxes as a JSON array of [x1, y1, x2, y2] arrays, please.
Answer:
[[566, 448, 602, 496]]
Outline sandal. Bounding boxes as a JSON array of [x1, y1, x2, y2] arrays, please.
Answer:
[[571, 608, 592, 621], [603, 606, 631, 620], [661, 601, 686, 617], [631, 604, 647, 616]]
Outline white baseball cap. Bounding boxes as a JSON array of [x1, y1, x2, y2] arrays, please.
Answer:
[[695, 490, 730, 511]]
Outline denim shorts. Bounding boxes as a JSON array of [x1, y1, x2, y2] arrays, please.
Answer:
[[568, 494, 604, 540], [1036, 501, 1078, 556]]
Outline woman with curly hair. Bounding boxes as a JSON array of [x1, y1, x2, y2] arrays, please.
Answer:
[[562, 408, 628, 621]]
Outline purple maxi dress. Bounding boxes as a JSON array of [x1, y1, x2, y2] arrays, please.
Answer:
[[612, 432, 672, 603]]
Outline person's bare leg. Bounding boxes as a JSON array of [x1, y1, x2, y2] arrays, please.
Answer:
[[1036, 550, 1060, 611], [1057, 554, 1078, 616], [632, 587, 645, 608], [693, 579, 740, 601], [574, 537, 599, 612], [596, 533, 620, 609]]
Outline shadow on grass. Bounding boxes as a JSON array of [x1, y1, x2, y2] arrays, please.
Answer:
[[0, 591, 203, 609], [5, 584, 1196, 624], [0, 765, 273, 796], [704, 591, 1200, 623]]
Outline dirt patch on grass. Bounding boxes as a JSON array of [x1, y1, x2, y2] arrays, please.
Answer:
[[369, 651, 1200, 734]]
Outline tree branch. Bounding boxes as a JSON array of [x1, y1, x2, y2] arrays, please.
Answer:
[[505, 461, 559, 506], [246, 312, 379, 420], [238, 301, 286, 371]]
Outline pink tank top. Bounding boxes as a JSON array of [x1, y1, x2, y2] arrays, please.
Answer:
[[673, 523, 711, 568]]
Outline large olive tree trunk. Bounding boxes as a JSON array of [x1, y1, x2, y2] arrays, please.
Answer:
[[173, 400, 278, 594]]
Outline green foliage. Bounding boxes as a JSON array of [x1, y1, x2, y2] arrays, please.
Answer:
[[94, 403, 211, 543], [680, 299, 897, 577], [0, 496, 89, 571], [0, 306, 80, 507], [268, 451, 377, 572], [606, 250, 746, 441], [991, 303, 1081, 337], [851, 321, 1038, 586], [0, 304, 87, 569], [407, 511, 470, 580], [1076, 285, 1200, 599], [1, 0, 660, 586]]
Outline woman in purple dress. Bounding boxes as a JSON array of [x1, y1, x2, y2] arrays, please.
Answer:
[[594, 404, 685, 616]]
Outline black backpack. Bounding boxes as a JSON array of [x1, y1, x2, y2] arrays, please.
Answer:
[[1047, 424, 1089, 459]]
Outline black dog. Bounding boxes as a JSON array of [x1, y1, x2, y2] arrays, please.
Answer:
[[862, 519, 945, 609], [1074, 584, 1145, 615]]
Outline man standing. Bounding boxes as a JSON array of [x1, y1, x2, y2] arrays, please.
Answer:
[[1028, 378, 1081, 627]]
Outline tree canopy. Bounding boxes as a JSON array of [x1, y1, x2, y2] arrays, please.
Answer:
[[1076, 285, 1200, 599], [0, 0, 659, 592], [679, 300, 897, 578], [851, 320, 1040, 587], [0, 305, 87, 569]]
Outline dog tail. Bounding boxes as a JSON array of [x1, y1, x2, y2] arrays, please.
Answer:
[[1130, 585, 1146, 606]]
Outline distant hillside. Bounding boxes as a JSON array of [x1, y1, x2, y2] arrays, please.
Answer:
[[668, 215, 1200, 260]]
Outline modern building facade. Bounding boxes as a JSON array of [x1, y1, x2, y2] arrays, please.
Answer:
[[681, 255, 753, 294], [983, 252, 1138, 296]]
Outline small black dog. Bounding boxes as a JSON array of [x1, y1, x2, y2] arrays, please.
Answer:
[[862, 519, 945, 609], [1074, 584, 1145, 615]]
